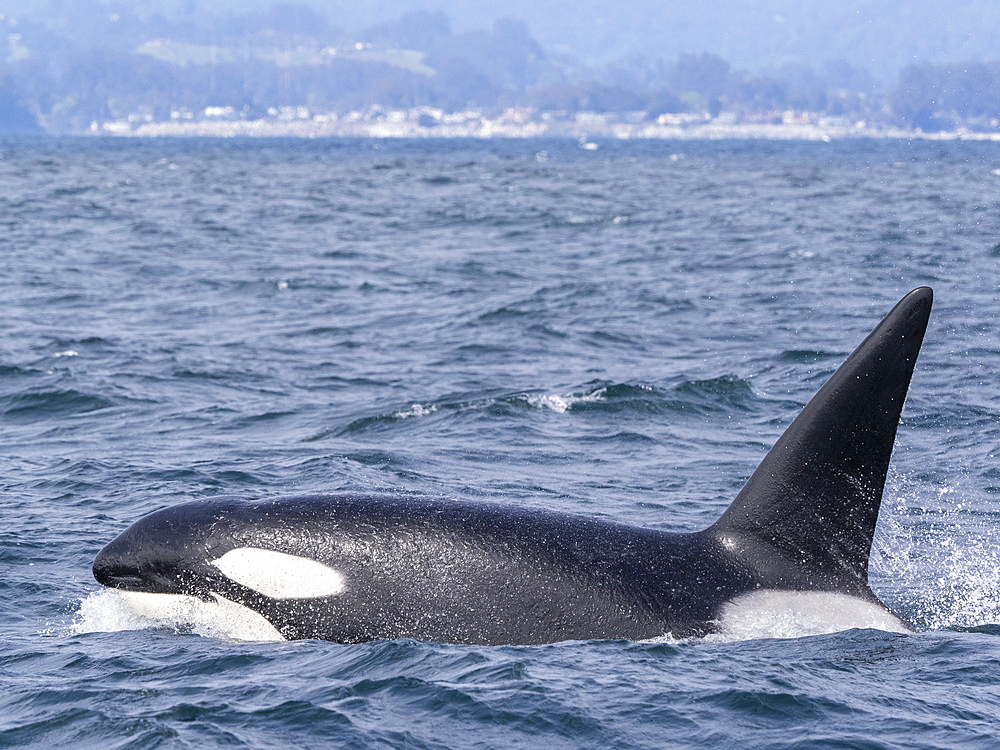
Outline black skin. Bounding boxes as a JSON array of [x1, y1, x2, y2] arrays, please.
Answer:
[[93, 288, 932, 645], [94, 494, 766, 644]]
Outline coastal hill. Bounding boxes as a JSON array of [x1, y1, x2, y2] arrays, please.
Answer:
[[2, 1, 1000, 135], [6, 0, 999, 81]]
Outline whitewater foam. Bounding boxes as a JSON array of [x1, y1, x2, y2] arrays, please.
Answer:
[[873, 478, 1000, 631], [526, 387, 606, 413], [393, 403, 438, 419]]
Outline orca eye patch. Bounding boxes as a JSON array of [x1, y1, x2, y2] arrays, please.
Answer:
[[210, 547, 346, 599]]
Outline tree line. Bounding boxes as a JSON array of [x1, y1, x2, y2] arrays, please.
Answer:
[[0, 6, 998, 134]]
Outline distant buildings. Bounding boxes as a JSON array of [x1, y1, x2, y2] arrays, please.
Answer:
[[91, 106, 981, 141]]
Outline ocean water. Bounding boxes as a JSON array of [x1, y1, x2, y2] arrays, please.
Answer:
[[3, 136, 1000, 748]]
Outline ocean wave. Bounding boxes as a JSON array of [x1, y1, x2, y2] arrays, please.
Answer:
[[393, 403, 439, 419], [671, 376, 757, 410], [332, 404, 445, 437], [523, 378, 759, 416], [523, 387, 608, 413], [0, 364, 44, 377], [326, 377, 762, 439], [777, 349, 839, 362], [0, 389, 115, 421]]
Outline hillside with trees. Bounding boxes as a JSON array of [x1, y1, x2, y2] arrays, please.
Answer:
[[1, 3, 999, 135]]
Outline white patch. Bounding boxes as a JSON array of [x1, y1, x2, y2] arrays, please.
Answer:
[[393, 403, 437, 419], [210, 547, 346, 600], [715, 590, 911, 642], [527, 386, 607, 413], [72, 588, 285, 642]]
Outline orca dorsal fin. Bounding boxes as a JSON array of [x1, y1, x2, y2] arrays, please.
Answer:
[[709, 287, 932, 596]]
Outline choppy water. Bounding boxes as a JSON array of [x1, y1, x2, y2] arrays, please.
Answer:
[[3, 136, 1000, 748]]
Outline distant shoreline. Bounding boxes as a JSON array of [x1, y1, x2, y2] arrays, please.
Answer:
[[91, 112, 1000, 142]]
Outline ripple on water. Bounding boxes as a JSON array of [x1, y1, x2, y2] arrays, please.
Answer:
[[4, 138, 1000, 749]]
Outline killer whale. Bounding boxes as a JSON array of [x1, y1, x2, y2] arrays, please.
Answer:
[[93, 287, 932, 644]]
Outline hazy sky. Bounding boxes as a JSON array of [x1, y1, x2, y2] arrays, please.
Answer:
[[341, 0, 1000, 79], [6, 0, 1000, 82]]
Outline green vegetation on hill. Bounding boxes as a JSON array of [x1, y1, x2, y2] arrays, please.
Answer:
[[2, 3, 1000, 134]]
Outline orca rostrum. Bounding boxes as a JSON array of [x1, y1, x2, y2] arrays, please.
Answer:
[[93, 288, 932, 644]]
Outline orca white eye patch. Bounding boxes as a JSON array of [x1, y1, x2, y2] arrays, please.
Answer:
[[210, 547, 346, 599]]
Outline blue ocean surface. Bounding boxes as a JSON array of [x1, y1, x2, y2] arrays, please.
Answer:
[[2, 136, 1000, 748]]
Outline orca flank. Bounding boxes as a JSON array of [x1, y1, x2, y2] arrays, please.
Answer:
[[93, 288, 932, 644]]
